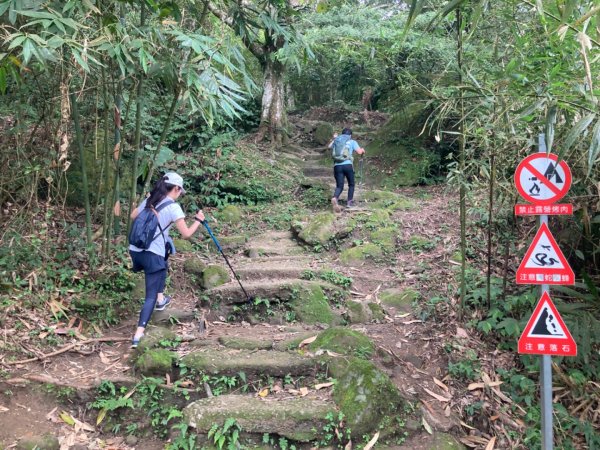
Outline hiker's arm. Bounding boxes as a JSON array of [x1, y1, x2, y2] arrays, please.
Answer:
[[328, 133, 338, 148], [175, 211, 206, 239], [130, 207, 140, 220]]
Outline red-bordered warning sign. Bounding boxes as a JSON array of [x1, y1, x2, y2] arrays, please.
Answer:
[[514, 153, 571, 205], [518, 292, 577, 356], [516, 223, 574, 285]]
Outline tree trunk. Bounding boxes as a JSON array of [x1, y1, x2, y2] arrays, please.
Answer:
[[256, 59, 288, 146]]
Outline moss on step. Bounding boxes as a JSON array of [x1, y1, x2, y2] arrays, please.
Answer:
[[345, 300, 372, 324], [294, 212, 335, 246], [181, 349, 315, 377], [136, 327, 178, 352], [380, 288, 419, 312], [340, 243, 383, 265], [310, 328, 374, 358], [184, 395, 336, 442], [329, 357, 404, 438], [218, 336, 273, 350], [288, 283, 335, 325], [362, 190, 414, 211], [367, 302, 385, 321], [217, 235, 248, 250], [135, 348, 176, 375], [173, 238, 194, 253], [217, 205, 243, 224], [369, 227, 397, 253], [201, 265, 230, 289], [430, 433, 465, 450], [183, 258, 206, 276], [273, 332, 321, 351]]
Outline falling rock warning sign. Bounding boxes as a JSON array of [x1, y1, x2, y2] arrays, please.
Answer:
[[516, 223, 574, 285], [518, 292, 577, 356]]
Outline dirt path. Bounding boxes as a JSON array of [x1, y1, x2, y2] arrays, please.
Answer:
[[1, 124, 469, 449]]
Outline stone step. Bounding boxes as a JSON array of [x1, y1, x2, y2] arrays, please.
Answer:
[[244, 231, 305, 257], [235, 265, 308, 281], [303, 166, 331, 177], [240, 255, 314, 264], [180, 348, 316, 377], [184, 395, 336, 442], [303, 153, 327, 161], [207, 279, 339, 305]]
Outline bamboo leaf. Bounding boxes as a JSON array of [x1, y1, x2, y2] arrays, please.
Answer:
[[587, 119, 600, 176], [403, 0, 425, 36], [563, 113, 595, 153], [428, 0, 470, 30], [545, 105, 557, 153]]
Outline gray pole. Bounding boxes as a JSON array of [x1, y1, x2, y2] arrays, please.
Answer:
[[538, 133, 553, 450]]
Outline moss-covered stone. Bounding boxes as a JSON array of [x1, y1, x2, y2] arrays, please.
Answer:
[[362, 190, 414, 211], [272, 332, 321, 351], [219, 205, 243, 224], [345, 300, 372, 324], [135, 348, 176, 375], [218, 336, 273, 350], [408, 235, 434, 251], [310, 328, 374, 358], [183, 258, 206, 276], [137, 326, 179, 352], [329, 357, 404, 438], [380, 288, 418, 312], [16, 434, 60, 450], [217, 235, 248, 250], [184, 395, 336, 442], [70, 297, 103, 311], [173, 238, 194, 253], [364, 209, 391, 226], [288, 283, 335, 325], [314, 122, 334, 145], [201, 265, 230, 289], [340, 243, 383, 265], [295, 212, 335, 246], [367, 302, 385, 321], [369, 227, 397, 253]]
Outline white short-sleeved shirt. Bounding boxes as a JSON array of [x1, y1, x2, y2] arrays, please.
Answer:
[[129, 197, 185, 256]]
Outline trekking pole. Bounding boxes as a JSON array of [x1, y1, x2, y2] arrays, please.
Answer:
[[358, 156, 365, 187], [201, 220, 253, 303]]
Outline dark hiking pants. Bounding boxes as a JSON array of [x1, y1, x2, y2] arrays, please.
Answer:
[[333, 164, 355, 202]]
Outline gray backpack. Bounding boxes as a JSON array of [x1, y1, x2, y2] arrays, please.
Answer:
[[331, 135, 353, 163]]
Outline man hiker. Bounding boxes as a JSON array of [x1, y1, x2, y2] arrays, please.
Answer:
[[328, 128, 365, 212]]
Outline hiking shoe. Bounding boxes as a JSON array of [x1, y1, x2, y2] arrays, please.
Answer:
[[131, 334, 143, 349], [331, 197, 341, 213], [155, 295, 172, 311], [347, 200, 355, 208]]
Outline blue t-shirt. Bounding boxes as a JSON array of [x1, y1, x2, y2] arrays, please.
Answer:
[[129, 197, 185, 256], [330, 139, 360, 166]]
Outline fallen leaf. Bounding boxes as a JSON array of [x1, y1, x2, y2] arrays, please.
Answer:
[[422, 417, 433, 435], [424, 387, 451, 402], [99, 352, 111, 365], [468, 381, 503, 390], [314, 382, 334, 390], [60, 411, 76, 426], [460, 420, 476, 430], [165, 373, 171, 387], [178, 380, 194, 388], [363, 431, 380, 450], [456, 327, 469, 338], [344, 439, 352, 450], [298, 336, 317, 347], [258, 388, 269, 398], [395, 313, 410, 318], [299, 387, 309, 396], [0, 405, 8, 412], [485, 436, 496, 450], [433, 377, 449, 392]]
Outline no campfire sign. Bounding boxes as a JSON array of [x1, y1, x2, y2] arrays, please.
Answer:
[[518, 292, 577, 356], [514, 153, 572, 205], [516, 223, 574, 285]]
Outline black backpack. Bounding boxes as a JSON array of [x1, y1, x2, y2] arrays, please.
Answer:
[[128, 200, 174, 249]]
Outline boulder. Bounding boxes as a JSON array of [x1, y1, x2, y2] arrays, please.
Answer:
[[184, 395, 336, 442], [314, 122, 334, 145], [218, 205, 243, 224], [380, 288, 418, 312], [293, 212, 336, 246], [135, 348, 177, 375], [345, 300, 373, 324], [340, 243, 383, 265], [310, 328, 374, 358], [201, 265, 230, 289], [183, 258, 206, 277], [173, 238, 194, 253], [288, 283, 336, 325], [329, 357, 404, 438]]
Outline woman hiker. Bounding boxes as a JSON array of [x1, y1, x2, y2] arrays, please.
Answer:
[[129, 172, 205, 348], [328, 128, 365, 212]]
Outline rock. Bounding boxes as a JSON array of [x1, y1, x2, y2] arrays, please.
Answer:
[[218, 336, 273, 350], [246, 248, 260, 259], [293, 212, 335, 246], [153, 308, 196, 324], [429, 432, 465, 449], [173, 238, 194, 253], [183, 258, 206, 276], [16, 434, 60, 450], [314, 122, 334, 145], [217, 235, 247, 251], [136, 326, 178, 352], [125, 435, 139, 446], [288, 283, 336, 325], [362, 190, 414, 210], [184, 395, 336, 442], [70, 297, 103, 311], [310, 328, 374, 358], [345, 300, 373, 324], [367, 302, 385, 321], [420, 404, 459, 432], [135, 348, 177, 375], [218, 205, 243, 224], [181, 349, 316, 377], [201, 265, 230, 289], [340, 243, 382, 265], [379, 288, 418, 312], [329, 357, 404, 438]]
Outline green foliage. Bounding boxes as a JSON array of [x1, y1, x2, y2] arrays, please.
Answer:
[[208, 418, 242, 450], [313, 411, 350, 448], [301, 269, 353, 288]]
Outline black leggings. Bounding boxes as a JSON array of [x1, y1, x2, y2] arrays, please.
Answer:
[[333, 164, 355, 201]]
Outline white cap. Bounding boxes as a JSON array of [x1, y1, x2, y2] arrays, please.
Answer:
[[164, 172, 186, 194]]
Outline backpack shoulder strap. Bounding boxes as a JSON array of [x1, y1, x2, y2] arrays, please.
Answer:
[[153, 199, 176, 244]]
